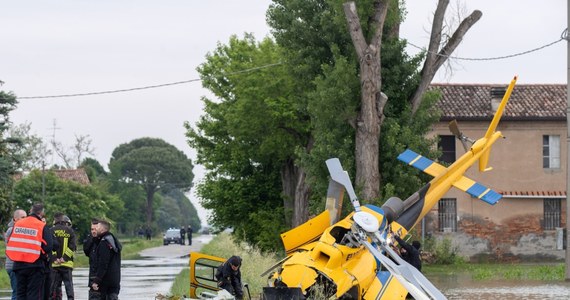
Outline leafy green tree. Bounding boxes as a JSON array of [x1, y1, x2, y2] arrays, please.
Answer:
[[186, 35, 298, 249], [80, 157, 107, 183], [0, 91, 20, 223], [160, 189, 201, 230], [188, 1, 474, 251], [270, 0, 479, 201], [8, 122, 51, 171], [11, 170, 120, 237], [108, 138, 194, 228]]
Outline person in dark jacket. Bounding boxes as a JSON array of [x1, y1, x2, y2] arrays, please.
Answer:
[[7, 203, 53, 300], [87, 219, 122, 300], [83, 219, 99, 300], [187, 225, 193, 246], [215, 256, 243, 299], [50, 214, 76, 300], [179, 227, 186, 245], [393, 235, 422, 271]]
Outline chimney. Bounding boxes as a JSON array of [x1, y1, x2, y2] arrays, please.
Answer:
[[490, 86, 506, 112]]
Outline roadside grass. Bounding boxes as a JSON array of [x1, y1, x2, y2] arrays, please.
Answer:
[[169, 232, 280, 299]]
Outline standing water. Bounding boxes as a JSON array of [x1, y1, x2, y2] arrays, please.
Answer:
[[431, 273, 570, 300], [0, 234, 213, 300]]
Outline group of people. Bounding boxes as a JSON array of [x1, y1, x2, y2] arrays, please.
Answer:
[[4, 203, 122, 300], [179, 225, 193, 245]]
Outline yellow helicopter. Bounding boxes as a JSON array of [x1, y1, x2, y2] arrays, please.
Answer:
[[189, 76, 518, 300]]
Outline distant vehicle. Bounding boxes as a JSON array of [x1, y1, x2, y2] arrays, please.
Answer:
[[199, 226, 210, 235], [163, 228, 183, 245]]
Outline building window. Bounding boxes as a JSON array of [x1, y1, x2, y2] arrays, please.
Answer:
[[543, 135, 560, 169], [438, 198, 457, 232], [544, 198, 561, 230], [438, 135, 456, 164]]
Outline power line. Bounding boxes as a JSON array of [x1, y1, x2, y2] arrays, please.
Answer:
[[407, 29, 567, 61], [17, 62, 282, 100], [15, 31, 567, 100]]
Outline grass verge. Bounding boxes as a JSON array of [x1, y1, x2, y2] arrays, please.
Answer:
[[169, 232, 279, 299]]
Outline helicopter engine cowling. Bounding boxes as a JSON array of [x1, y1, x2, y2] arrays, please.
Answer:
[[381, 196, 404, 224]]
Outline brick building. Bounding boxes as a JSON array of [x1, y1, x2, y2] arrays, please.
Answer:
[[425, 83, 566, 262]]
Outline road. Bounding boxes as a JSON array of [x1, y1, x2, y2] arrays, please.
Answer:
[[0, 235, 213, 300]]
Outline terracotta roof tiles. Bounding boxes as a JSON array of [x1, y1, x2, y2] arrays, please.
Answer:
[[430, 83, 567, 120]]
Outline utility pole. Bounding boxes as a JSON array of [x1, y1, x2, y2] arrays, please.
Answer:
[[41, 160, 46, 201], [565, 0, 570, 281]]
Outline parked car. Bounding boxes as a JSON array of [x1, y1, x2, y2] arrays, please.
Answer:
[[163, 228, 182, 245]]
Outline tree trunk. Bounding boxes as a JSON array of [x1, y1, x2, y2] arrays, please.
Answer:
[[281, 158, 311, 227], [344, 1, 389, 201], [344, 0, 481, 201], [145, 186, 156, 227]]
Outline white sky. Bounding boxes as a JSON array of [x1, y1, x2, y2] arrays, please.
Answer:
[[0, 0, 566, 224]]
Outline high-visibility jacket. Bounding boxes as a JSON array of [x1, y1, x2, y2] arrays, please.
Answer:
[[6, 216, 46, 263], [51, 223, 76, 268]]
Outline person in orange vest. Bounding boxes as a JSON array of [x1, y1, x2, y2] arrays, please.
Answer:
[[6, 203, 53, 300], [4, 209, 27, 300]]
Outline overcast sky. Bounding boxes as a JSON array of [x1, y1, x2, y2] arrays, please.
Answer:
[[0, 0, 566, 224]]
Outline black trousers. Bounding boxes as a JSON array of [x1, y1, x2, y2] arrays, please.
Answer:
[[50, 267, 74, 300], [15, 267, 46, 300]]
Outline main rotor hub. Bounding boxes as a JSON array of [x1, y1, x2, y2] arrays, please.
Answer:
[[353, 211, 379, 233]]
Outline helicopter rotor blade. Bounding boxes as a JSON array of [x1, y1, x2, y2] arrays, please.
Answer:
[[352, 212, 446, 300], [449, 120, 469, 152], [360, 237, 446, 300], [326, 158, 361, 212]]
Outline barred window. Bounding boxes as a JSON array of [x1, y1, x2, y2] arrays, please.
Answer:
[[438, 198, 457, 232], [543, 198, 561, 230]]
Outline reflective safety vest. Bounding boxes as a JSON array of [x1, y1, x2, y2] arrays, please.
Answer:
[[6, 216, 46, 263], [51, 225, 75, 268]]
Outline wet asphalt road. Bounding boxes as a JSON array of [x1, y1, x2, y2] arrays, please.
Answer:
[[0, 235, 213, 300]]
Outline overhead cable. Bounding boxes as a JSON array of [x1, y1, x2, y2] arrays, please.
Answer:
[[17, 62, 282, 100], [16, 31, 566, 100], [407, 29, 566, 61]]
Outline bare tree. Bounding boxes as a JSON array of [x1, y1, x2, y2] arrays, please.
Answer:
[[8, 122, 52, 171], [52, 134, 95, 169], [343, 0, 481, 201]]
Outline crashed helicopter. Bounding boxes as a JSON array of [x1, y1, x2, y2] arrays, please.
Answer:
[[189, 76, 518, 299]]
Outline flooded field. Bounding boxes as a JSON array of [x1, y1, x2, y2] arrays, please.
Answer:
[[432, 273, 570, 300]]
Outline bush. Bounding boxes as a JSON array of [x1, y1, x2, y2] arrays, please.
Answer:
[[423, 237, 463, 265]]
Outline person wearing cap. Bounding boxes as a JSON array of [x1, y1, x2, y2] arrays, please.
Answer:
[[215, 255, 243, 299], [393, 235, 422, 271], [49, 213, 76, 300]]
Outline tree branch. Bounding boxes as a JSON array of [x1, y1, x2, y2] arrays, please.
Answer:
[[343, 2, 368, 59], [410, 1, 482, 115], [369, 0, 389, 48]]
